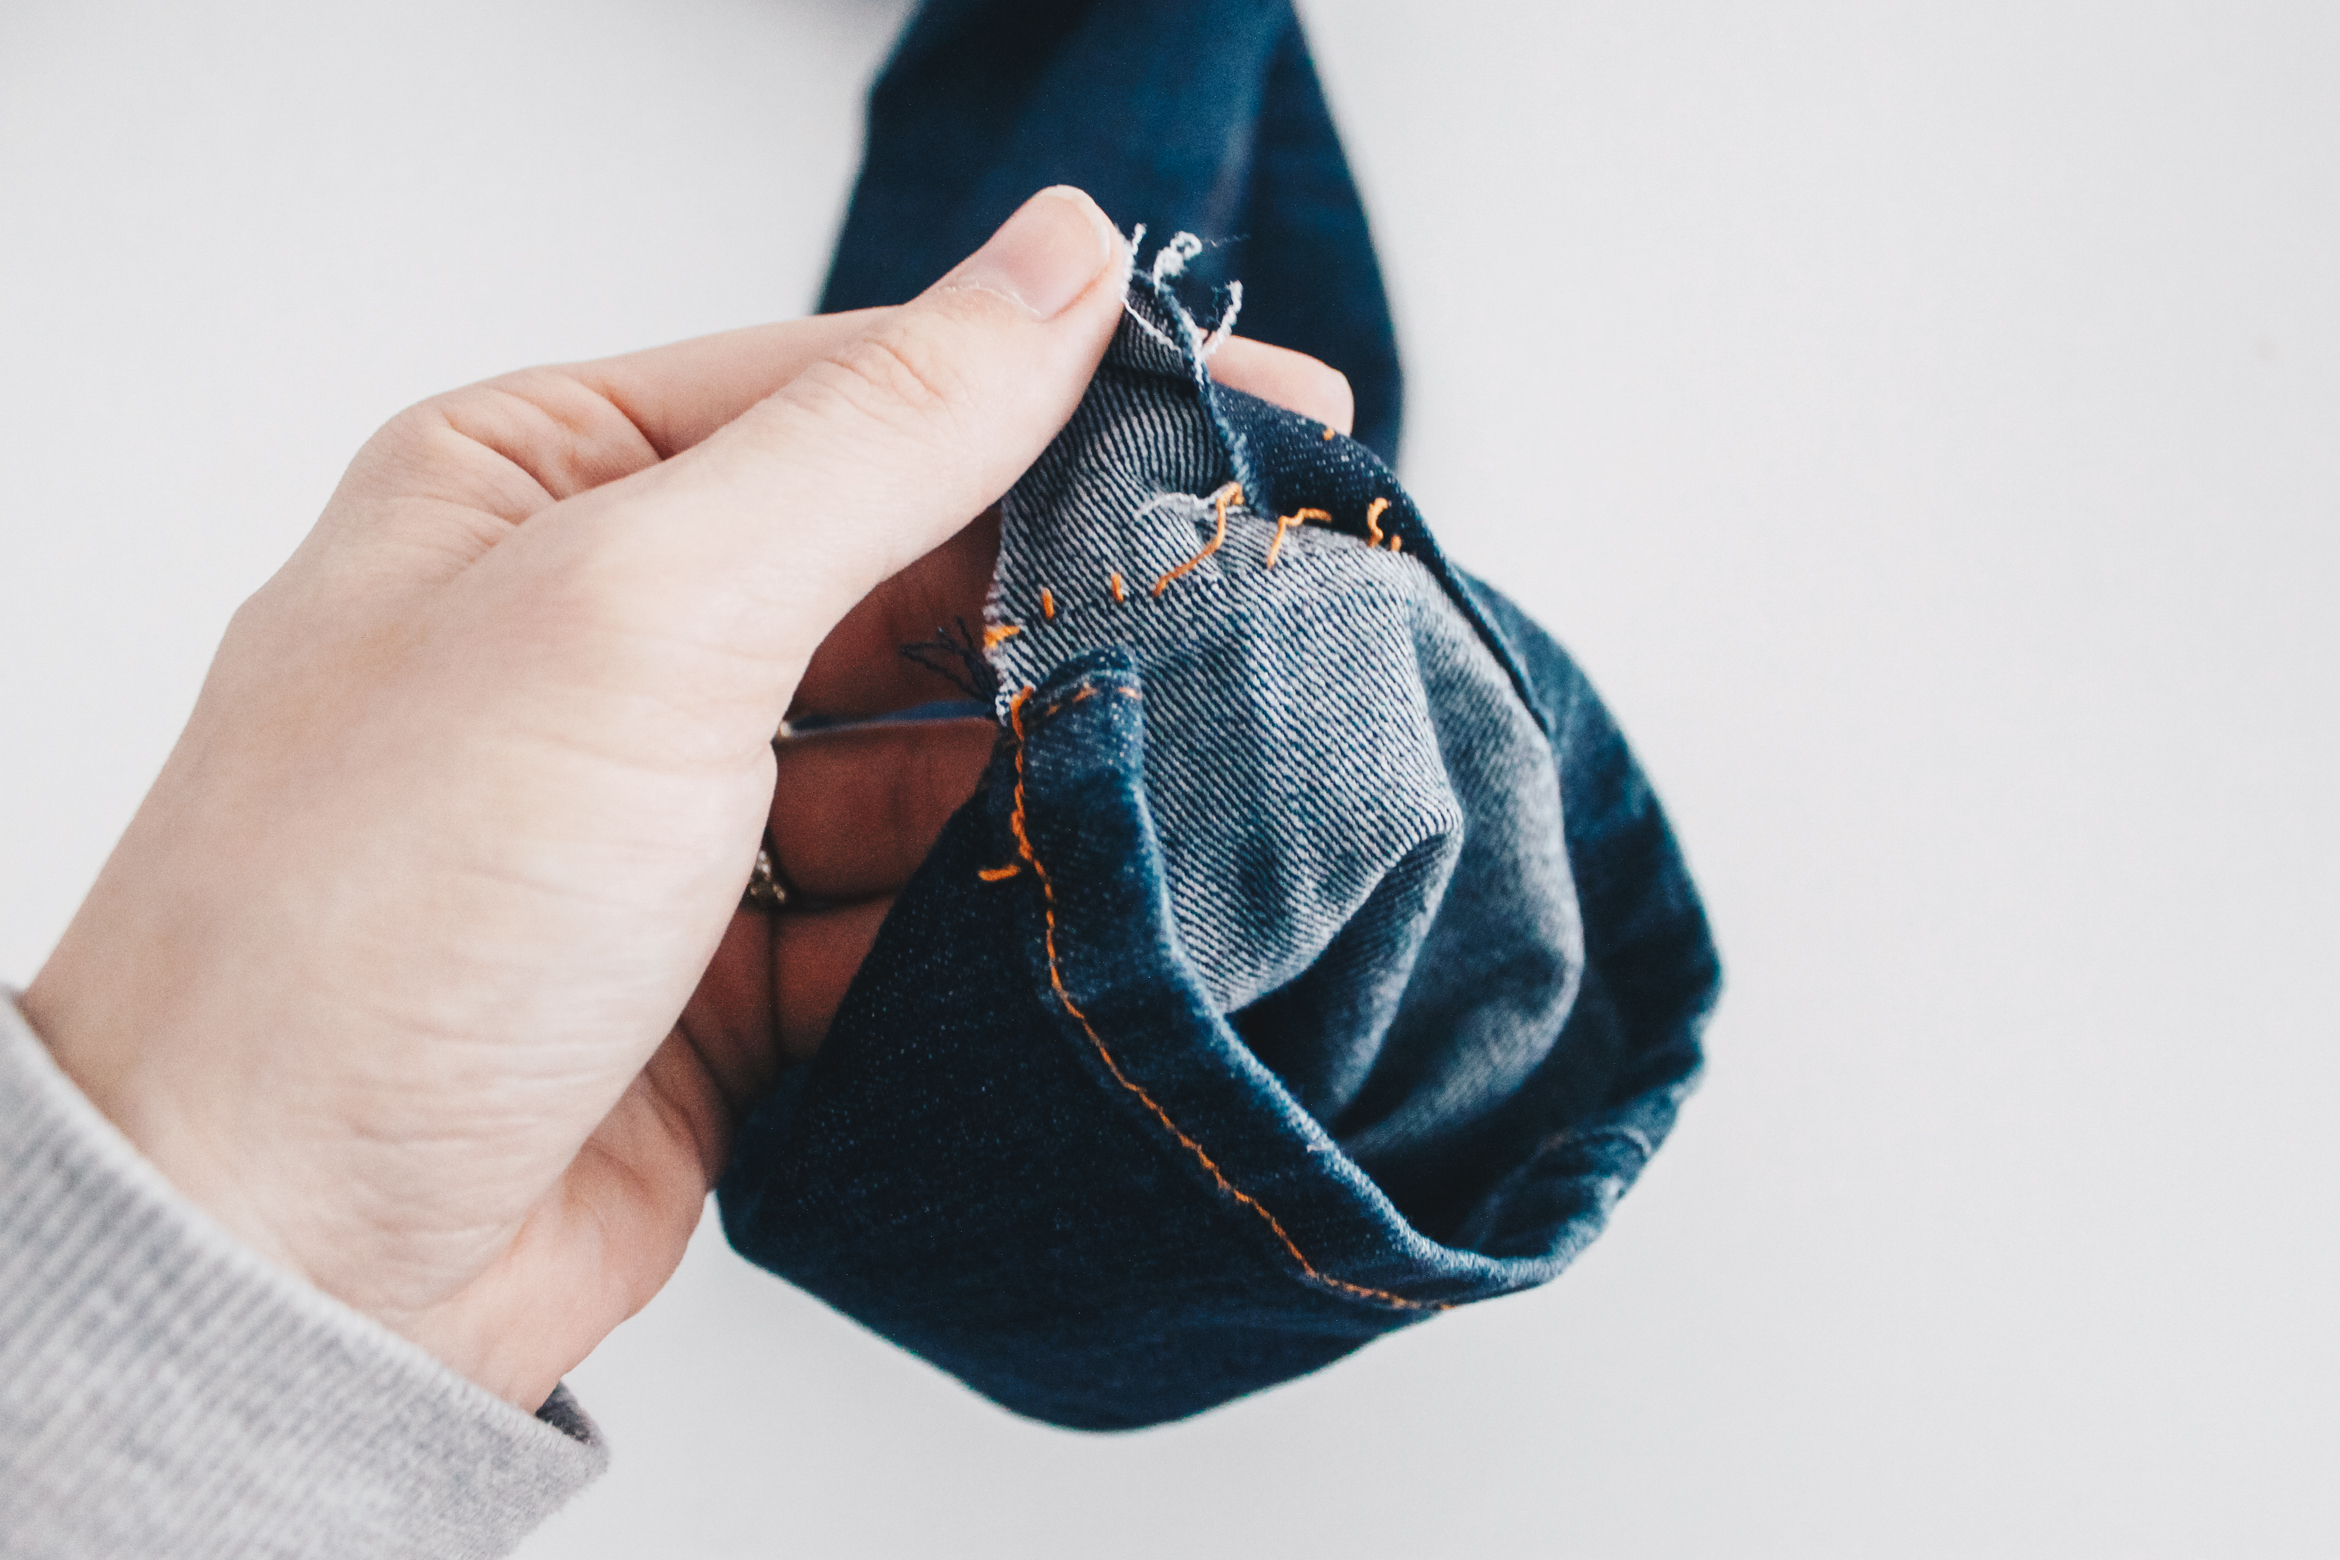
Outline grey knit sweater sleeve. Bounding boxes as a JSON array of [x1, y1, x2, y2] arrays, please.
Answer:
[[0, 991, 608, 1557]]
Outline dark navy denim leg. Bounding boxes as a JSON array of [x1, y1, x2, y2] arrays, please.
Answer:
[[820, 0, 1403, 460]]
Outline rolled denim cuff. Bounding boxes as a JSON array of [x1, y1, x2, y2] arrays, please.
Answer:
[[723, 601, 1709, 1429], [719, 268, 1717, 1431]]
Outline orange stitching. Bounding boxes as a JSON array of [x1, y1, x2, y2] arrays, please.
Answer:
[[1036, 684, 1098, 722], [1110, 571, 1126, 603], [1321, 425, 1338, 440], [1041, 588, 1057, 621], [1389, 535, 1403, 553], [978, 864, 1022, 882], [1005, 684, 1445, 1315], [1364, 496, 1391, 548], [1266, 507, 1330, 570], [983, 623, 1021, 649], [1151, 483, 1241, 596]]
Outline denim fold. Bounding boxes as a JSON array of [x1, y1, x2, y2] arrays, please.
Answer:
[[718, 265, 1718, 1430]]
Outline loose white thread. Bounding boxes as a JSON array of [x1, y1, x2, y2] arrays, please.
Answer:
[[1151, 230, 1204, 284], [1200, 279, 1243, 359], [1123, 301, 1182, 351], [1119, 223, 1182, 348], [1130, 488, 1227, 531], [1122, 227, 1241, 362]]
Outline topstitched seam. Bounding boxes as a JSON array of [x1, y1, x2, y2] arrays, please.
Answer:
[[1000, 683, 1446, 1315], [994, 487, 1407, 641]]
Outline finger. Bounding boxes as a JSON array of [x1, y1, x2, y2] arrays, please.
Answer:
[[680, 888, 904, 1090], [676, 892, 898, 1104], [789, 508, 999, 720], [677, 908, 784, 1120], [511, 187, 1130, 699], [1211, 336, 1355, 436], [767, 718, 996, 899], [773, 898, 895, 1063], [559, 306, 1347, 472]]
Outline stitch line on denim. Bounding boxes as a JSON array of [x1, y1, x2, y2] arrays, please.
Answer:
[[1036, 684, 1100, 723], [1150, 482, 1242, 597], [997, 493, 1419, 651], [1122, 249, 1549, 723], [1005, 682, 1448, 1316], [1006, 532, 1417, 644], [1265, 508, 1330, 570]]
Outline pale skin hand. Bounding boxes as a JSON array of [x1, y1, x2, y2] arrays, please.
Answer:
[[22, 186, 1355, 1414]]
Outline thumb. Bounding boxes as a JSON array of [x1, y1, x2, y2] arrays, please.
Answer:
[[514, 186, 1128, 685]]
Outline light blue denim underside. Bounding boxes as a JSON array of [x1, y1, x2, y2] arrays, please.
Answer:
[[987, 287, 1585, 1168]]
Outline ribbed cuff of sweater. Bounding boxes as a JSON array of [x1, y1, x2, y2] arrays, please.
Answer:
[[0, 990, 608, 1558]]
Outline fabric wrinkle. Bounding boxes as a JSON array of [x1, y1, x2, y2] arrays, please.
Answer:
[[717, 243, 1719, 1429]]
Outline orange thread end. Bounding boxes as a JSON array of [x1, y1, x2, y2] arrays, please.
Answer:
[[1389, 534, 1404, 553], [1321, 425, 1338, 440], [1109, 571, 1126, 603], [1265, 507, 1332, 569], [982, 623, 1022, 650], [1041, 587, 1056, 621], [1364, 496, 1391, 548], [1151, 483, 1241, 597], [978, 864, 1023, 882]]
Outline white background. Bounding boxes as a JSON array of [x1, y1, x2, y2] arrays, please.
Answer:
[[4, 2, 2335, 1554]]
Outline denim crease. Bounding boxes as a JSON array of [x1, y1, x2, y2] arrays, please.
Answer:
[[716, 262, 1720, 1431]]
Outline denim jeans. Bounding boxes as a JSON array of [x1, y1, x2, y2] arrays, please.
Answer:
[[820, 0, 1405, 460], [716, 261, 1719, 1431]]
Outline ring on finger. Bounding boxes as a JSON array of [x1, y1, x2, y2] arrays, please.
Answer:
[[742, 842, 795, 912]]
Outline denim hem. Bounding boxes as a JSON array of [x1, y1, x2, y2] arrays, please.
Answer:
[[718, 251, 1718, 1431]]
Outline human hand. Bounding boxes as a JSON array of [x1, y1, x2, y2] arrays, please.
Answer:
[[687, 332, 1356, 1064], [22, 184, 1354, 1415], [23, 187, 1128, 1410]]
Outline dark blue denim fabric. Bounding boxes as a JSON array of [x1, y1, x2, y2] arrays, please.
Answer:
[[716, 263, 1720, 1430], [819, 0, 1405, 460]]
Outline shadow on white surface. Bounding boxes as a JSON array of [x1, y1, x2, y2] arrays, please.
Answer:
[[3, 2, 2334, 1554]]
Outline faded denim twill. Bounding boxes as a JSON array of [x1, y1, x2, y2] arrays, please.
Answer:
[[716, 265, 1720, 1431]]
